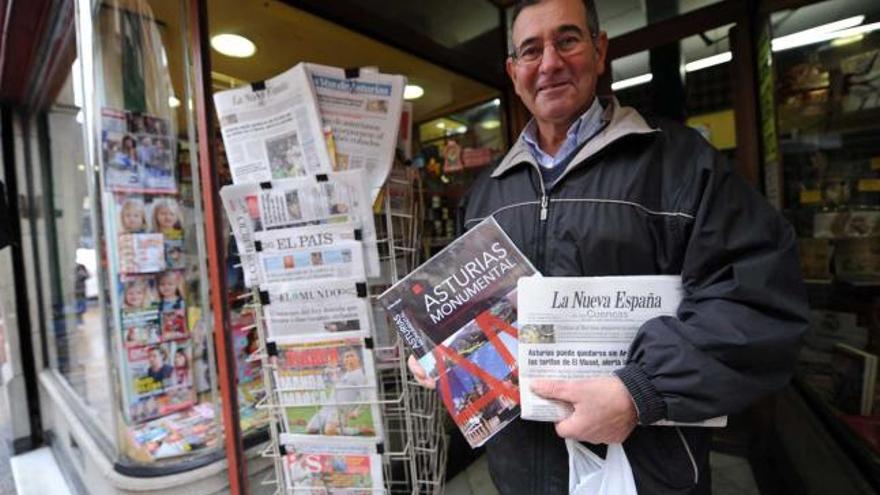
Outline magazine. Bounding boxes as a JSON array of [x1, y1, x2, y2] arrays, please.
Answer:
[[278, 436, 385, 494], [125, 339, 196, 423], [128, 403, 217, 461], [517, 276, 726, 427], [118, 233, 165, 274], [832, 343, 878, 416], [258, 240, 367, 285], [304, 63, 405, 200], [101, 108, 177, 193], [213, 64, 333, 184], [262, 278, 372, 340], [274, 336, 383, 441], [120, 274, 161, 348], [378, 217, 536, 448], [220, 169, 379, 284], [813, 210, 880, 239]]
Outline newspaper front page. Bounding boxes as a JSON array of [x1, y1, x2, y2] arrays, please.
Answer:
[[304, 63, 405, 200], [263, 278, 372, 340], [213, 65, 333, 184], [220, 169, 380, 285], [518, 276, 726, 427], [278, 436, 384, 494]]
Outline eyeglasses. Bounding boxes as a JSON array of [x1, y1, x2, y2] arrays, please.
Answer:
[[510, 33, 592, 66]]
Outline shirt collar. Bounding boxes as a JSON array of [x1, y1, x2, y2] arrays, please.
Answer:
[[520, 98, 604, 168]]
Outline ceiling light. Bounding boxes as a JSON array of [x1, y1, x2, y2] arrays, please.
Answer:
[[169, 96, 181, 108], [831, 33, 864, 47], [611, 73, 653, 91], [480, 119, 501, 130], [685, 52, 732, 72], [435, 122, 446, 129], [77, 164, 86, 171], [211, 34, 256, 58], [492, 98, 501, 106], [456, 125, 468, 133], [404, 84, 424, 100], [771, 15, 865, 52]]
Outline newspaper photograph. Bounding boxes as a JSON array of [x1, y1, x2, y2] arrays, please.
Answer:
[[220, 169, 379, 284], [274, 336, 383, 441], [213, 64, 333, 184], [258, 240, 366, 285], [263, 278, 372, 340], [379, 217, 537, 448], [304, 62, 405, 199], [278, 436, 384, 494], [517, 275, 726, 427]]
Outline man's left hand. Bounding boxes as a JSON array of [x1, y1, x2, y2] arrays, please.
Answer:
[[530, 376, 638, 444]]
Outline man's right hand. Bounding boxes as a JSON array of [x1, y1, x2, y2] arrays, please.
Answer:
[[407, 355, 436, 389]]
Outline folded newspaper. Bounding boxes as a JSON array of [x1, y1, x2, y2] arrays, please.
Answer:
[[517, 276, 726, 427], [379, 217, 537, 448], [279, 436, 384, 494]]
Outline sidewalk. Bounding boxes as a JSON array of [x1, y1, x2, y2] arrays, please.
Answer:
[[0, 382, 17, 495]]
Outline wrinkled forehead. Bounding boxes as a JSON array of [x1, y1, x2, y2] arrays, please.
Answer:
[[510, 0, 589, 45]]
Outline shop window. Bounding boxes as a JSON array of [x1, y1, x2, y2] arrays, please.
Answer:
[[416, 98, 505, 254], [771, 0, 880, 459], [73, 0, 221, 467]]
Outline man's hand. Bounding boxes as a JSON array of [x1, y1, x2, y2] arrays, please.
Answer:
[[408, 355, 436, 389], [531, 376, 638, 444]]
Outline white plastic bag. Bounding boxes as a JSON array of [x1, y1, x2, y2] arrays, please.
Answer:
[[567, 439, 638, 495]]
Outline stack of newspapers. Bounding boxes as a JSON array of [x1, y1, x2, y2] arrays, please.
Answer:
[[217, 62, 404, 494]]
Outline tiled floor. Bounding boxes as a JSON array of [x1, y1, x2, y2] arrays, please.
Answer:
[[445, 450, 760, 495], [0, 382, 17, 495]]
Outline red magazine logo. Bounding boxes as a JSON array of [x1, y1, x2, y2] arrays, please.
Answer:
[[411, 283, 423, 295]]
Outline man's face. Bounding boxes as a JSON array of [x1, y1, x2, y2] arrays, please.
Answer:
[[506, 0, 608, 128], [149, 349, 163, 370]]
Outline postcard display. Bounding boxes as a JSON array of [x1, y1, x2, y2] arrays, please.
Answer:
[[217, 63, 446, 494], [99, 108, 220, 462]]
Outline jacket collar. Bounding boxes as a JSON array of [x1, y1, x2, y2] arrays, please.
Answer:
[[491, 96, 659, 179]]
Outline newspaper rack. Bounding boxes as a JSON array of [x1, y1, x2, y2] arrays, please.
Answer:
[[241, 169, 447, 494]]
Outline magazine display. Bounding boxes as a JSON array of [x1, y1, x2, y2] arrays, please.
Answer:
[[213, 64, 333, 184], [279, 436, 384, 494], [274, 336, 383, 441], [262, 278, 372, 340], [304, 62, 405, 199], [379, 217, 536, 448], [517, 276, 726, 427], [220, 169, 379, 284]]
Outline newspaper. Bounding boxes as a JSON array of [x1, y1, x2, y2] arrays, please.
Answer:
[[262, 278, 373, 340], [274, 336, 383, 441], [220, 169, 379, 285], [258, 240, 367, 285], [213, 64, 333, 184], [517, 276, 726, 427], [379, 217, 537, 448], [278, 436, 384, 494], [304, 62, 405, 199]]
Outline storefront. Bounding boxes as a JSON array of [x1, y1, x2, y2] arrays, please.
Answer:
[[1, 0, 878, 494]]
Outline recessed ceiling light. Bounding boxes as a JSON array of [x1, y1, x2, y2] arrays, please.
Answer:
[[456, 125, 467, 133], [480, 120, 500, 130], [169, 96, 181, 108], [492, 98, 501, 106], [611, 73, 653, 91], [435, 122, 446, 129], [211, 34, 256, 58], [404, 84, 424, 100]]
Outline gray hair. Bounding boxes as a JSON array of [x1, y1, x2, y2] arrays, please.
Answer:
[[510, 0, 601, 40]]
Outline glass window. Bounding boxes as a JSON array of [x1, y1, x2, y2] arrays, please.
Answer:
[[772, 0, 880, 457], [74, 0, 220, 466]]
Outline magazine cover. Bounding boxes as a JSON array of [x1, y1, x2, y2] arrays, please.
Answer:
[[120, 274, 161, 348], [262, 278, 372, 340], [832, 343, 878, 416], [126, 339, 196, 423], [101, 108, 177, 193], [303, 63, 405, 200], [220, 169, 379, 284], [278, 436, 384, 494], [156, 270, 188, 341], [128, 403, 217, 461], [378, 217, 536, 448], [213, 64, 333, 184], [259, 240, 367, 285], [273, 336, 383, 441]]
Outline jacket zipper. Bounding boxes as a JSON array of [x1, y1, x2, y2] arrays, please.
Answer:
[[675, 427, 700, 486], [534, 168, 549, 272]]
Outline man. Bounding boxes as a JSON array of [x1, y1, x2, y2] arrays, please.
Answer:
[[409, 0, 809, 493]]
